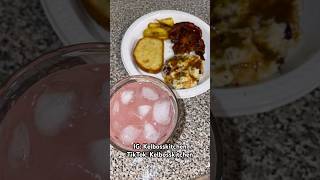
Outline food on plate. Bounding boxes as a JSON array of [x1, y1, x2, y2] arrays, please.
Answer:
[[133, 17, 175, 74], [143, 17, 174, 40], [157, 17, 174, 27], [81, 0, 109, 30], [110, 79, 177, 151], [169, 22, 205, 60], [132, 17, 206, 89], [133, 37, 164, 73], [143, 27, 169, 40], [211, 0, 300, 87], [162, 54, 204, 89]]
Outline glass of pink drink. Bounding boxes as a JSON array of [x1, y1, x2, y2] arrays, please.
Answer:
[[0, 43, 109, 180], [110, 76, 179, 151]]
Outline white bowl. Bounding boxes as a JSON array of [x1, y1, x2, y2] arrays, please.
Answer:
[[121, 10, 210, 99], [214, 0, 320, 117], [41, 0, 108, 44]]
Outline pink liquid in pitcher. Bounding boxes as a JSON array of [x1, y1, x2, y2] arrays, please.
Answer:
[[0, 64, 107, 180], [110, 80, 177, 151]]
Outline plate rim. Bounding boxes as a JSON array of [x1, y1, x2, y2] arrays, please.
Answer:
[[40, 0, 108, 45], [213, 50, 320, 117], [121, 10, 210, 99]]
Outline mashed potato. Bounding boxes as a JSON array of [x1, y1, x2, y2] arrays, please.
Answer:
[[212, 0, 300, 87]]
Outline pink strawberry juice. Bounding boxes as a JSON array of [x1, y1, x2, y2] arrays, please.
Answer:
[[0, 64, 107, 180], [110, 77, 178, 151]]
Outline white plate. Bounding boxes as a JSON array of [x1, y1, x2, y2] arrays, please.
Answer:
[[40, 0, 108, 45], [121, 10, 210, 99], [214, 0, 320, 117]]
